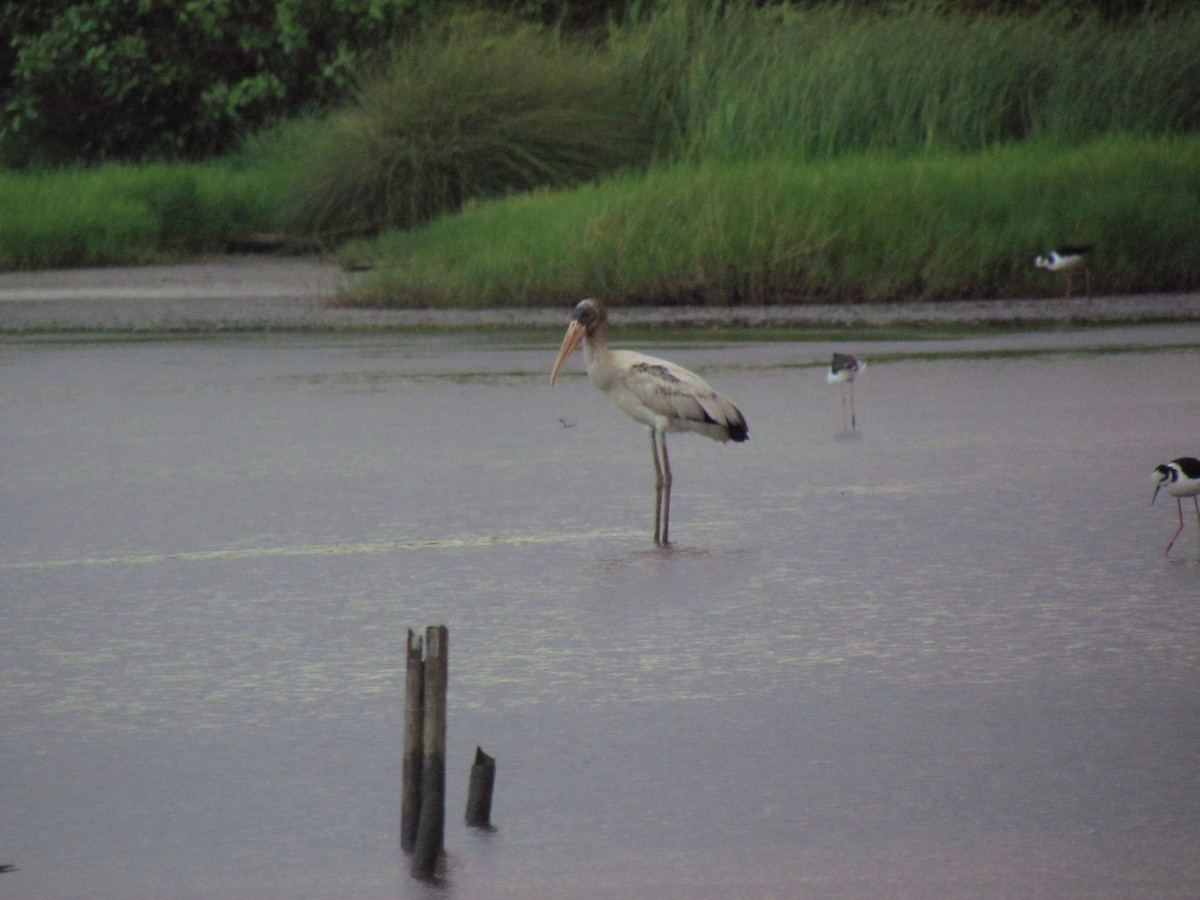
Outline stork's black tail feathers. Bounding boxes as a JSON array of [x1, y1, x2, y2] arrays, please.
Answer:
[[727, 415, 749, 443]]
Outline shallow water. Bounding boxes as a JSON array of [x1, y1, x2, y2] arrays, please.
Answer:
[[2, 326, 1200, 898]]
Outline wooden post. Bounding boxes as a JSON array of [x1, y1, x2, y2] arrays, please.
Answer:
[[465, 746, 496, 828], [400, 629, 424, 854], [411, 624, 448, 878]]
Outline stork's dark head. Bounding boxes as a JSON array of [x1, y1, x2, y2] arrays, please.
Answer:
[[570, 298, 607, 331], [551, 298, 608, 385]]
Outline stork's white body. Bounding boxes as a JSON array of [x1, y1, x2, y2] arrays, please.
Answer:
[[551, 298, 747, 546], [584, 346, 745, 442]]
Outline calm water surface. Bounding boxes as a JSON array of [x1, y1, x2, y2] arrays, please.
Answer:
[[2, 325, 1199, 898]]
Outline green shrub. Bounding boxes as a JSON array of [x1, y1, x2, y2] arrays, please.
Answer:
[[279, 15, 655, 240]]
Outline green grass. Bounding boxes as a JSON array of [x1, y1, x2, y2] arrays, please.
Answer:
[[615, 1, 1200, 163], [0, 161, 285, 269], [334, 135, 1200, 307]]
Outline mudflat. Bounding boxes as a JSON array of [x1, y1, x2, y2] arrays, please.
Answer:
[[2, 254, 1199, 331]]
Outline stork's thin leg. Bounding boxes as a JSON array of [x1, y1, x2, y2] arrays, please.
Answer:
[[650, 429, 664, 545], [849, 382, 857, 430], [660, 432, 673, 547], [1165, 498, 1187, 557], [839, 386, 849, 431]]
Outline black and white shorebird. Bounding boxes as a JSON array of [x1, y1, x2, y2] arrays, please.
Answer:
[[1034, 244, 1094, 301], [550, 298, 748, 547], [826, 352, 865, 431], [1151, 457, 1200, 557]]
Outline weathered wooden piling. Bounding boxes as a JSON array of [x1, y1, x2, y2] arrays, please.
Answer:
[[411, 624, 448, 878], [400, 629, 424, 854], [464, 746, 496, 828]]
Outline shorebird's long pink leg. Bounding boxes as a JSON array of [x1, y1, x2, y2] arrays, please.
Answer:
[[1165, 498, 1188, 557], [1193, 497, 1200, 553]]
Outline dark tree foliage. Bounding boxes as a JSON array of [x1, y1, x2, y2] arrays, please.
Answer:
[[503, 0, 633, 26], [0, 0, 440, 163]]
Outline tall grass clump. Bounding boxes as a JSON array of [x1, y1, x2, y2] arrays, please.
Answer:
[[611, 0, 1200, 162], [278, 15, 655, 241], [337, 135, 1200, 308], [0, 162, 280, 270]]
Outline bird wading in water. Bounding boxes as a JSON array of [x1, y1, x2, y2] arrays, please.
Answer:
[[1151, 457, 1200, 558], [826, 352, 865, 431], [550, 298, 748, 547]]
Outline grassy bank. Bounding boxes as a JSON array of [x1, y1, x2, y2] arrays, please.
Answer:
[[336, 135, 1200, 307], [0, 161, 287, 270]]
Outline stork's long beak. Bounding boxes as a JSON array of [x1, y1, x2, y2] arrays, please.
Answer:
[[550, 320, 586, 385], [1152, 483, 1162, 506]]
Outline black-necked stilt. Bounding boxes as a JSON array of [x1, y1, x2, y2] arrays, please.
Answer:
[[1034, 244, 1094, 301], [827, 352, 865, 431], [1151, 457, 1200, 557]]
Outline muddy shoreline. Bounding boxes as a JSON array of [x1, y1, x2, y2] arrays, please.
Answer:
[[2, 254, 1199, 332]]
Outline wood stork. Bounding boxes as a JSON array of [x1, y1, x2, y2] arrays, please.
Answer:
[[1034, 244, 1094, 302], [550, 298, 748, 547], [826, 352, 865, 431], [1152, 456, 1200, 557]]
